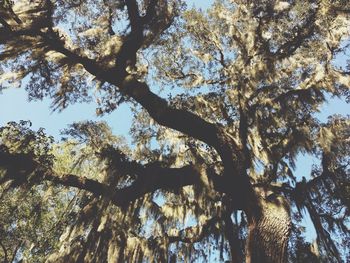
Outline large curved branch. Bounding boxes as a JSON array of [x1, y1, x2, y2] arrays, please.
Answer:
[[112, 165, 202, 207], [0, 150, 207, 207], [48, 166, 203, 207], [121, 77, 225, 148]]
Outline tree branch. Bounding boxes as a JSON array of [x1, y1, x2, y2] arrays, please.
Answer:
[[0, 16, 11, 30], [0, 149, 206, 207], [125, 0, 141, 31], [111, 165, 202, 207], [44, 165, 204, 207]]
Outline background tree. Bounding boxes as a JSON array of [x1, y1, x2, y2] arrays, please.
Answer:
[[0, 0, 349, 262]]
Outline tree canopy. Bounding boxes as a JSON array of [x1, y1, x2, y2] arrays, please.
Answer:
[[0, 1, 349, 262]]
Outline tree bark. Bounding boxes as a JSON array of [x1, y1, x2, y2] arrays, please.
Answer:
[[246, 196, 291, 263]]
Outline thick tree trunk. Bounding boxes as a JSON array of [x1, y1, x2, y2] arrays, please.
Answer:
[[246, 196, 291, 263]]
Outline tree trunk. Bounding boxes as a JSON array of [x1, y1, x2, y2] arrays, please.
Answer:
[[246, 196, 291, 263]]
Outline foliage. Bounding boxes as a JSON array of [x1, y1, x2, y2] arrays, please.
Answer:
[[0, 122, 71, 262], [0, 1, 349, 262]]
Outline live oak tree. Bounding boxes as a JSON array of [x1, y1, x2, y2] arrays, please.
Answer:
[[0, 0, 349, 262]]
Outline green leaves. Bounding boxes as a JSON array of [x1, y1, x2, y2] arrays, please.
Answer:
[[0, 121, 54, 169], [0, 121, 76, 262]]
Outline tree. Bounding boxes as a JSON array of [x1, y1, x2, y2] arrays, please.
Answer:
[[0, 0, 349, 262]]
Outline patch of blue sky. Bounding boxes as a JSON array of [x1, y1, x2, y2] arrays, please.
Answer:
[[0, 87, 133, 142], [186, 0, 213, 10]]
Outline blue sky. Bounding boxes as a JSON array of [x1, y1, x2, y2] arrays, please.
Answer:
[[0, 0, 349, 252], [0, 87, 133, 141]]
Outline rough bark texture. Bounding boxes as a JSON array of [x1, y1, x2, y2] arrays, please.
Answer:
[[246, 196, 292, 263]]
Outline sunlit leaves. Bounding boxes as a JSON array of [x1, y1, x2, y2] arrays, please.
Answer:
[[0, 120, 54, 168]]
